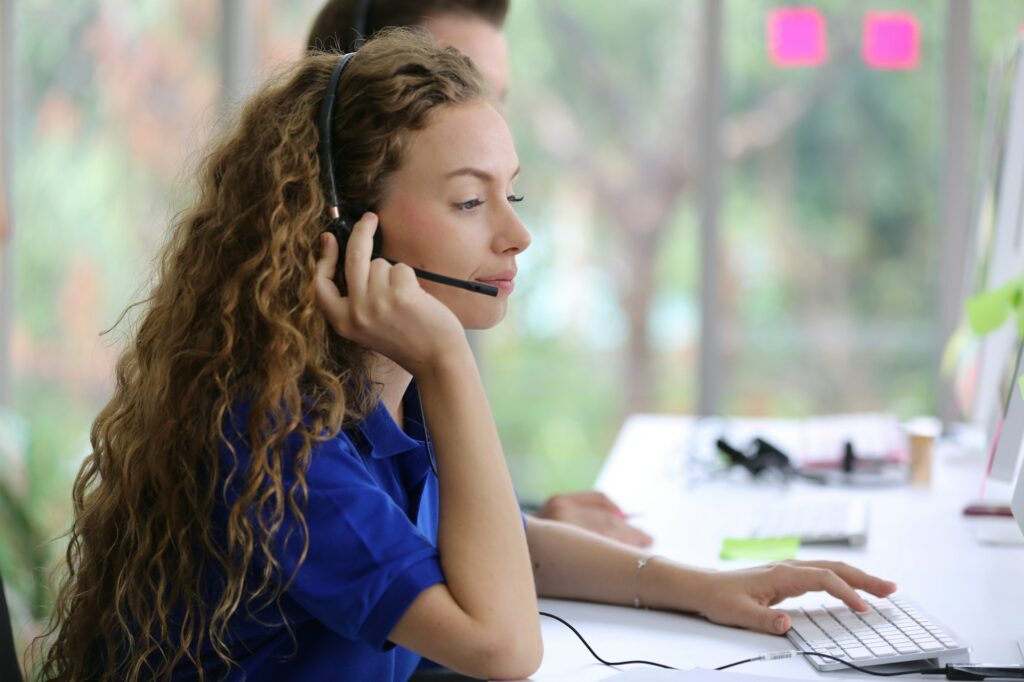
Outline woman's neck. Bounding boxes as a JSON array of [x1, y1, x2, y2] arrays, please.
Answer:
[[369, 354, 413, 426]]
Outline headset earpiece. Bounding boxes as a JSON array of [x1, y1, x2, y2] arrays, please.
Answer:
[[324, 202, 383, 295], [324, 202, 383, 265]]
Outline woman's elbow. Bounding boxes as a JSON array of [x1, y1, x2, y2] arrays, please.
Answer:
[[470, 626, 544, 680]]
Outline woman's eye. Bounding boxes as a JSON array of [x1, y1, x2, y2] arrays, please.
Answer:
[[456, 198, 485, 211], [508, 194, 524, 203]]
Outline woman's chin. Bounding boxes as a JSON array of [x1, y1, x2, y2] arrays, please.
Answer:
[[456, 302, 508, 330]]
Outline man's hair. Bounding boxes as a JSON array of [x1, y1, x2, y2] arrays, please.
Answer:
[[307, 0, 509, 54]]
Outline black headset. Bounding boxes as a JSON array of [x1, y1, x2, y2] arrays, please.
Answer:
[[316, 53, 377, 262], [351, 0, 373, 50], [315, 51, 498, 296]]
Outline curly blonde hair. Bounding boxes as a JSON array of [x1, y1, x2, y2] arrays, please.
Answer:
[[35, 29, 486, 681]]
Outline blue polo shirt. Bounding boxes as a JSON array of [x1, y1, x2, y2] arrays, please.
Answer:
[[175, 384, 445, 681]]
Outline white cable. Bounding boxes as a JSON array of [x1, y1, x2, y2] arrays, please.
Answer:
[[754, 650, 803, 662]]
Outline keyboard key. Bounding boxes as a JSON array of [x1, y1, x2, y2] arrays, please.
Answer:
[[866, 644, 898, 656], [863, 612, 889, 627], [843, 647, 873, 659], [894, 642, 921, 653]]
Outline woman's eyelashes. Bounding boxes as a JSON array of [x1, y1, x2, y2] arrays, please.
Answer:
[[455, 198, 484, 211], [453, 194, 524, 212]]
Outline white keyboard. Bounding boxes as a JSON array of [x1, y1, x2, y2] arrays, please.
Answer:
[[785, 595, 970, 671], [750, 499, 868, 546]]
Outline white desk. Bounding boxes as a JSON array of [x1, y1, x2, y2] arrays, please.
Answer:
[[527, 415, 1024, 681]]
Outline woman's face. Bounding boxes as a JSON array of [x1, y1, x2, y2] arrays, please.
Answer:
[[376, 100, 530, 330]]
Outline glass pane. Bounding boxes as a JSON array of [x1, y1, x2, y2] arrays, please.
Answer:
[[720, 0, 1024, 418], [721, 0, 942, 417], [256, 0, 328, 73], [492, 0, 701, 498], [8, 0, 219, 648]]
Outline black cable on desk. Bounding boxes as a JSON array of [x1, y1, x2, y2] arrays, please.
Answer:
[[539, 611, 952, 676], [538, 612, 677, 669]]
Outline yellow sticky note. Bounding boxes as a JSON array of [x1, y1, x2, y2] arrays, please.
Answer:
[[720, 537, 800, 561], [1019, 375, 1024, 400]]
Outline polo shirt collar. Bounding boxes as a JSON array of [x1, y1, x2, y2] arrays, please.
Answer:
[[357, 381, 425, 459]]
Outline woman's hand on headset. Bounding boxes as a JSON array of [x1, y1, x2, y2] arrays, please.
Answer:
[[315, 213, 468, 374]]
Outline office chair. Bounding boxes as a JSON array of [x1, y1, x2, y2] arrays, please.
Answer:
[[0, 570, 23, 682]]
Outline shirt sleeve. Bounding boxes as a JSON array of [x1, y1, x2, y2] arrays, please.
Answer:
[[273, 435, 445, 650]]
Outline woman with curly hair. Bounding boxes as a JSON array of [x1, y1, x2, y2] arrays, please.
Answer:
[[35, 28, 895, 682]]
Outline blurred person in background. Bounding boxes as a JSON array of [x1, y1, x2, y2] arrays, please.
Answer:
[[307, 0, 655, 548]]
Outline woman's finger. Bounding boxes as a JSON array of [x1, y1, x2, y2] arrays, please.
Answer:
[[798, 561, 897, 598], [367, 257, 392, 299], [389, 262, 419, 290], [343, 213, 378, 301], [314, 233, 350, 324], [788, 567, 869, 613]]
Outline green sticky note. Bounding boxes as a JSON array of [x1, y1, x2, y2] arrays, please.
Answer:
[[966, 289, 1011, 336], [720, 537, 800, 561], [1019, 375, 1024, 400]]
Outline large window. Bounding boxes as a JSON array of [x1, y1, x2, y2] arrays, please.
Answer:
[[720, 0, 945, 416], [3, 0, 1024, 662], [493, 0, 704, 496], [5, 0, 221, 651]]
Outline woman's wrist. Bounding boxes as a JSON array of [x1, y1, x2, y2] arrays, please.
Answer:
[[643, 558, 719, 615], [412, 334, 475, 381]]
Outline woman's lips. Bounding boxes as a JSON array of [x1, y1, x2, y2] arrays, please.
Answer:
[[477, 277, 514, 294], [477, 271, 516, 294]]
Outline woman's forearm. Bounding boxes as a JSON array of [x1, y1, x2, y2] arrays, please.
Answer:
[[526, 516, 713, 613], [415, 343, 539, 634], [527, 516, 898, 637]]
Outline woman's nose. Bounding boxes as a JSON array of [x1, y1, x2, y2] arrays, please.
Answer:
[[494, 203, 531, 254]]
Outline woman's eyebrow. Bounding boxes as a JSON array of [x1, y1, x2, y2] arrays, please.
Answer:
[[443, 166, 521, 182]]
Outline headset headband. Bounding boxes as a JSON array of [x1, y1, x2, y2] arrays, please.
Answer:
[[352, 0, 373, 51], [317, 52, 357, 219]]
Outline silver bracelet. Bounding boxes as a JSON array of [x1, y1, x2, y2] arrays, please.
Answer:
[[633, 555, 659, 609]]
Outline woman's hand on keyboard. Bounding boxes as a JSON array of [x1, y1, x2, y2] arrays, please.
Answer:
[[694, 560, 897, 635]]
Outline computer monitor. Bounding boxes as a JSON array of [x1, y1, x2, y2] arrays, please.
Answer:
[[1012, 434, 1024, 540], [990, 339, 1024, 483], [946, 35, 1019, 419], [1012, 444, 1024, 538], [1004, 343, 1024, 537], [968, 37, 1024, 437], [971, 339, 1024, 545]]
